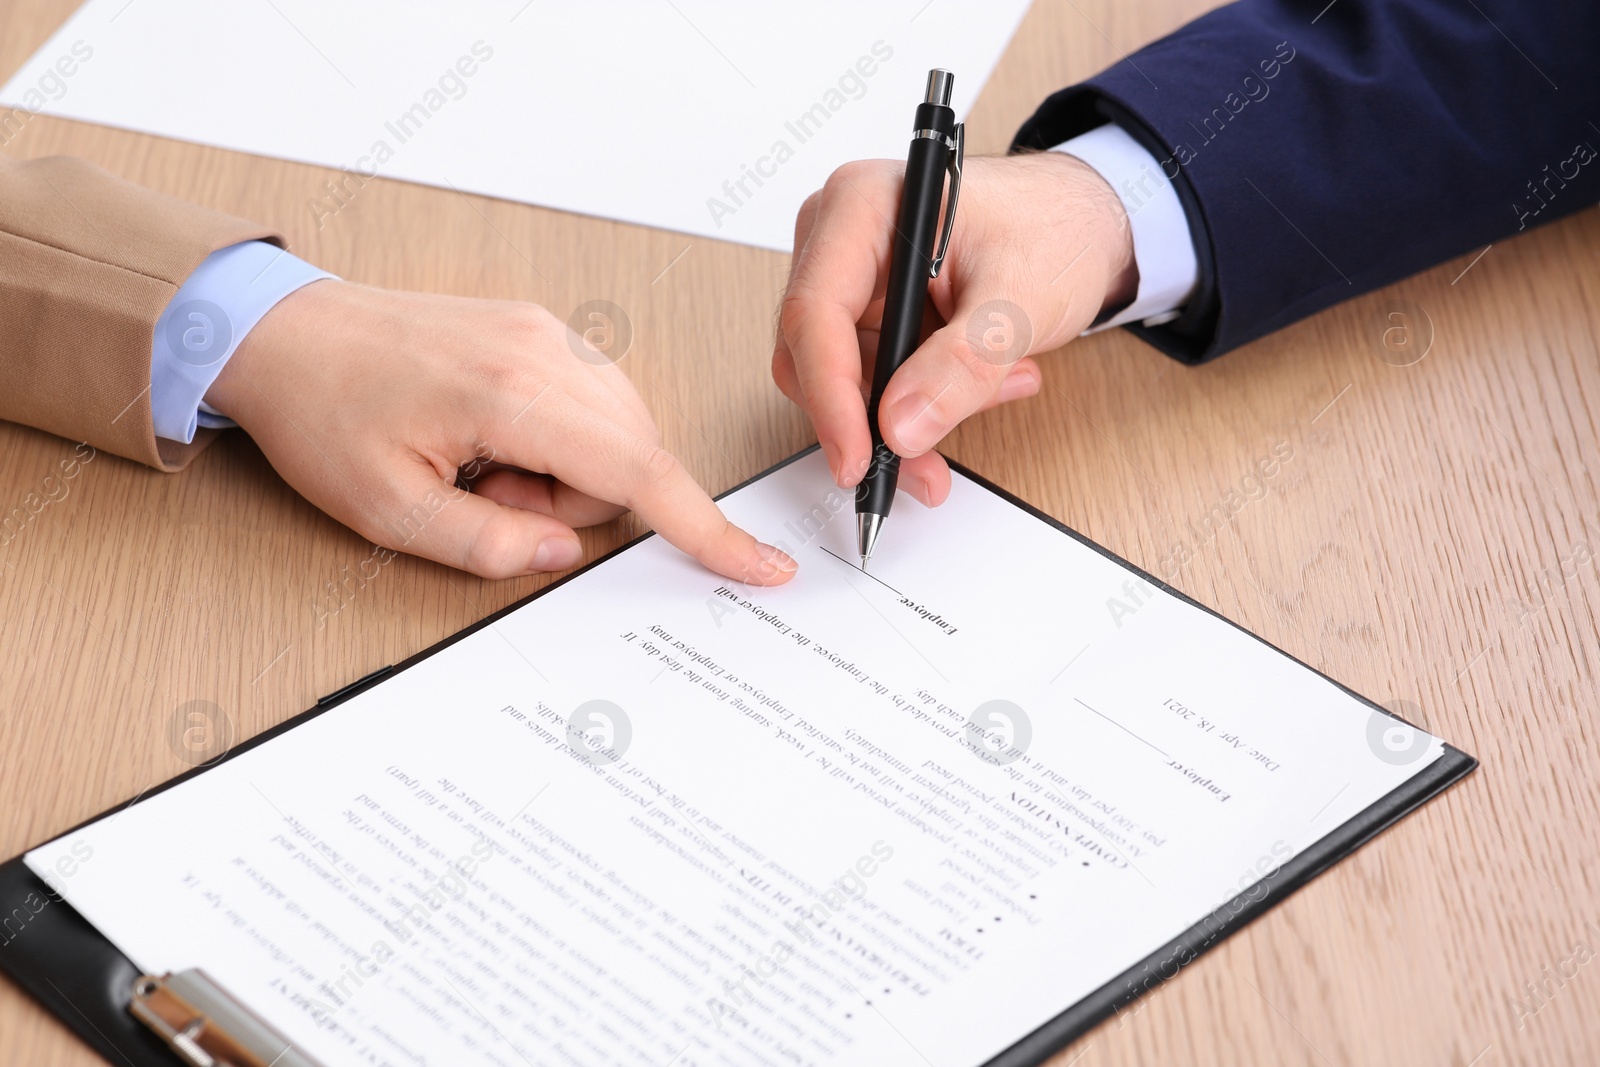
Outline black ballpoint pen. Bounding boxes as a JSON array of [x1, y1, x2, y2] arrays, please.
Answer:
[[857, 68, 964, 566]]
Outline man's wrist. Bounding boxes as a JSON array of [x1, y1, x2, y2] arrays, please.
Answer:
[[1050, 124, 1199, 331], [1013, 150, 1137, 319], [1057, 152, 1139, 315]]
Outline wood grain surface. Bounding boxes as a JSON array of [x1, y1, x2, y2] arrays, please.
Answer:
[[3, 2, 1597, 1065]]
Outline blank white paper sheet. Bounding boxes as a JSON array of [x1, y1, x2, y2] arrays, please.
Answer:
[[0, 0, 1032, 250]]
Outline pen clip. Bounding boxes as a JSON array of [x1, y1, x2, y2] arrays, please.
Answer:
[[929, 121, 964, 279]]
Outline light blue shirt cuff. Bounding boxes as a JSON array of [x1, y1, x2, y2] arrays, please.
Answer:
[[1052, 124, 1199, 332], [150, 241, 335, 444]]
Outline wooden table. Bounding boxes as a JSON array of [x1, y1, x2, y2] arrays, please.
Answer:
[[3, 2, 1597, 1064]]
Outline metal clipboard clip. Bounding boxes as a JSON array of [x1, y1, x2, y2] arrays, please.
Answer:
[[129, 970, 327, 1067]]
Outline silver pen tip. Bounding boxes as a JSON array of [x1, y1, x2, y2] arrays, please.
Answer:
[[857, 513, 883, 567]]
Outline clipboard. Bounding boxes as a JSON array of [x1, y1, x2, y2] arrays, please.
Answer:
[[0, 445, 1477, 1067]]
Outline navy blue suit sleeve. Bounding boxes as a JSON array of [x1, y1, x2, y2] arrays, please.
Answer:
[[1013, 0, 1600, 362]]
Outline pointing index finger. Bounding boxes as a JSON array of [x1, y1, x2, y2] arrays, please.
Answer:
[[497, 385, 796, 585]]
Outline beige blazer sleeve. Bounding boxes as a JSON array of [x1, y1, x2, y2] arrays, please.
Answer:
[[0, 153, 284, 471]]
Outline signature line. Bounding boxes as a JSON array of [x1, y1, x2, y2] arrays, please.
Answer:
[[1074, 697, 1170, 757], [820, 546, 906, 597]]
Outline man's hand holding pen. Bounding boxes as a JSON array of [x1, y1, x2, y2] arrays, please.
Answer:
[[772, 149, 1137, 515]]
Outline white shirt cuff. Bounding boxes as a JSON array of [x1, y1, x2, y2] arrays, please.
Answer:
[[1051, 124, 1199, 332], [150, 241, 335, 443]]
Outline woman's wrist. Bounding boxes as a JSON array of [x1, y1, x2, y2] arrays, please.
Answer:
[[202, 277, 341, 427]]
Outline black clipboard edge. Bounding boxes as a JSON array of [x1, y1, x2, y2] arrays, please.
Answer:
[[943, 454, 1479, 1065], [0, 443, 1477, 1067], [978, 747, 1475, 1066]]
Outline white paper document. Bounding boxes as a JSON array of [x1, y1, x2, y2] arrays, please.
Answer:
[[0, 0, 1031, 251], [29, 451, 1448, 1067]]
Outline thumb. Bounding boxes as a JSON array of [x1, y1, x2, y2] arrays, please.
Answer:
[[878, 295, 1039, 458]]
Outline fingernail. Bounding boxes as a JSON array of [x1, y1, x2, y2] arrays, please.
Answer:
[[998, 366, 1041, 404], [532, 537, 583, 571], [757, 542, 798, 575], [888, 394, 948, 455], [839, 452, 868, 488], [915, 469, 945, 508]]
